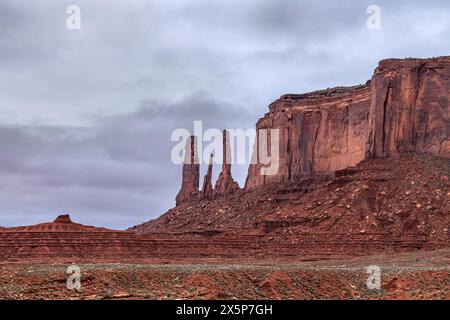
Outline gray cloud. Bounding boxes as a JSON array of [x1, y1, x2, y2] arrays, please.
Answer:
[[0, 0, 449, 228], [0, 92, 255, 228]]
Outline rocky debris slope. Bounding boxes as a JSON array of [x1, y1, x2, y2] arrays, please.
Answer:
[[133, 154, 449, 258], [2, 154, 447, 264]]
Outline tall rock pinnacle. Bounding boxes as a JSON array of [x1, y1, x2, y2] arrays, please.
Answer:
[[176, 136, 200, 205], [201, 153, 214, 199], [215, 130, 240, 196]]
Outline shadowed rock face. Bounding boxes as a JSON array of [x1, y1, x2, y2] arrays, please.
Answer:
[[246, 57, 450, 190], [201, 154, 214, 199]]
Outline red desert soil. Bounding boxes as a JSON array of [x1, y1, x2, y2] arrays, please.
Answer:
[[0, 249, 448, 300]]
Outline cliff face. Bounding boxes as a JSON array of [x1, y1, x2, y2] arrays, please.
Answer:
[[246, 84, 372, 189], [368, 58, 450, 158], [246, 57, 450, 190]]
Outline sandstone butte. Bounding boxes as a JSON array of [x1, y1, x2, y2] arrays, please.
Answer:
[[0, 56, 449, 264]]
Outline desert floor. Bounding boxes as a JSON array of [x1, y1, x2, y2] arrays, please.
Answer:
[[0, 249, 448, 300]]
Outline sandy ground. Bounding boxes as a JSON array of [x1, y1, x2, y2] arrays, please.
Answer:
[[0, 249, 448, 300]]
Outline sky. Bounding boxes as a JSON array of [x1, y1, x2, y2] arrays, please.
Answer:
[[0, 0, 449, 229]]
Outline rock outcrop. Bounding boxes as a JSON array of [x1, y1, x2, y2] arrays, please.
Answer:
[[176, 130, 240, 205], [246, 57, 450, 190], [214, 130, 240, 196], [176, 136, 200, 205], [53, 214, 73, 224], [201, 153, 214, 199]]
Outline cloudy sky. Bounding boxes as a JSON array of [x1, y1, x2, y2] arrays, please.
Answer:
[[0, 0, 449, 229]]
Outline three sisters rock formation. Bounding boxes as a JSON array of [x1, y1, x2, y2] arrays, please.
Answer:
[[178, 56, 450, 199]]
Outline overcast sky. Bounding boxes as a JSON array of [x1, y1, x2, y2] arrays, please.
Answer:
[[0, 0, 449, 229]]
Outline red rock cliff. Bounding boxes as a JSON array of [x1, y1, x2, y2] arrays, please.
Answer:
[[246, 57, 450, 190], [368, 57, 450, 158]]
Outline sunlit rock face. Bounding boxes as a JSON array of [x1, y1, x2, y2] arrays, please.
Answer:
[[368, 57, 450, 158]]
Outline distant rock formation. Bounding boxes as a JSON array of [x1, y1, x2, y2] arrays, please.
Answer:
[[53, 214, 73, 224], [176, 130, 240, 205], [246, 57, 450, 190]]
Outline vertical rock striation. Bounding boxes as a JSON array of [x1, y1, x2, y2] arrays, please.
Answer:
[[176, 136, 200, 205], [215, 130, 240, 196], [245, 85, 372, 189], [367, 58, 450, 158]]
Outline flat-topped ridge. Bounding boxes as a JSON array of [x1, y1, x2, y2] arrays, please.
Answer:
[[278, 83, 370, 103]]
